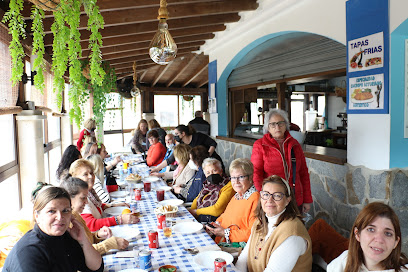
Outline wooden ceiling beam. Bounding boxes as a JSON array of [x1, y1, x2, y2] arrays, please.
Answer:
[[110, 52, 190, 66], [98, 46, 199, 62], [166, 53, 199, 87], [139, 70, 149, 82], [39, 0, 257, 34], [182, 62, 208, 87], [152, 64, 172, 87], [43, 13, 238, 45], [196, 78, 209, 88], [145, 86, 207, 93]]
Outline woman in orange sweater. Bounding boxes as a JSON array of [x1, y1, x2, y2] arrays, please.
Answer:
[[146, 130, 166, 167], [205, 158, 260, 243]]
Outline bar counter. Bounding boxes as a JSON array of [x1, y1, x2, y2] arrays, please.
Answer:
[[216, 136, 347, 165]]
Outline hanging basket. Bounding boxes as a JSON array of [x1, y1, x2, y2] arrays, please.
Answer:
[[29, 0, 60, 11], [335, 80, 347, 97], [183, 95, 193, 101]]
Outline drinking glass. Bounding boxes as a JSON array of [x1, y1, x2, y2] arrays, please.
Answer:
[[156, 189, 165, 202], [144, 181, 151, 192], [163, 220, 172, 238]]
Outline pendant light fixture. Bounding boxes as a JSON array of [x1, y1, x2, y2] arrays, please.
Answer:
[[131, 61, 141, 97], [149, 0, 177, 65]]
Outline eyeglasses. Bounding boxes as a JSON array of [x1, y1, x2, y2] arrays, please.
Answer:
[[230, 175, 249, 182], [268, 121, 285, 128], [259, 191, 285, 201]]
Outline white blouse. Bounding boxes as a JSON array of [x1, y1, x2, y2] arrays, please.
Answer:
[[328, 251, 408, 272], [235, 210, 308, 272]]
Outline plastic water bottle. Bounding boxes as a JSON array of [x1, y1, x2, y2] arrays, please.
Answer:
[[119, 166, 124, 183]]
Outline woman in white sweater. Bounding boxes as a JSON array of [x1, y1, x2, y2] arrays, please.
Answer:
[[86, 154, 111, 203], [328, 202, 408, 272]]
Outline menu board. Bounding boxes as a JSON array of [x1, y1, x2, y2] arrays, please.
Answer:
[[348, 32, 384, 73], [349, 73, 384, 110]]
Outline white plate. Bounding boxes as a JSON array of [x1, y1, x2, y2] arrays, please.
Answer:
[[143, 176, 160, 182], [173, 222, 203, 234], [119, 269, 148, 272], [110, 191, 129, 198], [104, 206, 128, 216], [111, 226, 141, 241], [158, 199, 184, 206], [156, 186, 172, 192], [193, 251, 233, 269], [351, 96, 375, 104]]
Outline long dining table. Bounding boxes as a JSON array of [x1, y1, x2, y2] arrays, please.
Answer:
[[102, 164, 238, 272]]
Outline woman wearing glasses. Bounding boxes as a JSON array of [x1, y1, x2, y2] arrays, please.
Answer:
[[235, 175, 312, 272], [251, 109, 312, 213], [205, 158, 260, 244]]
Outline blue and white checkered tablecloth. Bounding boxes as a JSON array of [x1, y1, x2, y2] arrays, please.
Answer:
[[103, 179, 238, 272]]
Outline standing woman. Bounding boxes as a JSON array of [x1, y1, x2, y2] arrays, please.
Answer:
[[251, 109, 312, 213], [146, 119, 167, 149], [328, 202, 408, 272], [77, 118, 96, 151], [151, 124, 224, 172], [56, 145, 82, 184], [235, 175, 312, 272], [3, 186, 103, 272], [131, 119, 148, 154]]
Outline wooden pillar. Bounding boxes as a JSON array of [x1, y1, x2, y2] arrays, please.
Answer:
[[276, 82, 286, 110]]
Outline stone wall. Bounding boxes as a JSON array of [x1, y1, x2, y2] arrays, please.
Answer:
[[215, 138, 408, 254]]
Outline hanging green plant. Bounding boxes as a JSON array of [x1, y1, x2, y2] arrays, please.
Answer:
[[31, 6, 45, 92], [2, 0, 26, 85]]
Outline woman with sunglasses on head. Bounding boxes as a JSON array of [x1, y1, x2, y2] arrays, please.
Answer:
[[235, 175, 312, 272], [205, 158, 260, 244], [251, 109, 312, 214], [327, 202, 408, 272], [77, 118, 97, 151]]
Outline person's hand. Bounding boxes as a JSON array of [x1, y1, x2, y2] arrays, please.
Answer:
[[113, 156, 122, 166], [67, 218, 87, 244], [173, 185, 181, 194], [115, 237, 129, 250], [112, 202, 129, 208], [302, 203, 311, 213], [97, 226, 112, 240], [205, 222, 224, 237], [150, 166, 159, 173], [121, 214, 140, 224], [189, 209, 197, 218], [150, 172, 164, 177]]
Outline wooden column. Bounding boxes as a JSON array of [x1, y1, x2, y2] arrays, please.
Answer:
[[276, 82, 287, 110]]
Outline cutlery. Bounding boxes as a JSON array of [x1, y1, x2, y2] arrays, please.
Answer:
[[184, 248, 199, 255]]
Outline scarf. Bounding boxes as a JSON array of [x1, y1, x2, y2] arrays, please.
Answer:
[[88, 188, 102, 210], [196, 174, 229, 208]]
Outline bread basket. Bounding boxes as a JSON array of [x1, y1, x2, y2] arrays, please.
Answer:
[[154, 205, 178, 218]]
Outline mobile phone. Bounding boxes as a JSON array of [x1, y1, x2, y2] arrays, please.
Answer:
[[206, 223, 216, 229]]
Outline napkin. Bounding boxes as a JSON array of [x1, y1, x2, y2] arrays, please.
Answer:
[[196, 245, 221, 253], [115, 251, 135, 258]]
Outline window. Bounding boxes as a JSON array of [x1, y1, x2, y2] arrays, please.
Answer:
[[179, 95, 201, 125], [0, 115, 16, 167], [154, 95, 178, 127], [291, 94, 305, 130]]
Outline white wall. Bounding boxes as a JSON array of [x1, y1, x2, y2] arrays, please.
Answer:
[[327, 96, 347, 129], [201, 0, 405, 170]]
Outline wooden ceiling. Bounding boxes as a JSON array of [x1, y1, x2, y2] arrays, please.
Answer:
[[5, 0, 260, 90]]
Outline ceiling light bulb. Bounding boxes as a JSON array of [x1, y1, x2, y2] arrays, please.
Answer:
[[149, 19, 178, 65]]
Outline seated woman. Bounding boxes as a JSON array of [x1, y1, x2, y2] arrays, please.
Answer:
[[173, 145, 208, 202], [88, 143, 121, 173], [151, 144, 195, 187], [146, 119, 167, 149], [327, 202, 408, 272], [146, 130, 167, 167], [86, 154, 110, 203], [60, 177, 129, 255], [205, 158, 260, 244], [235, 175, 312, 272], [56, 145, 81, 184], [3, 186, 103, 272], [69, 159, 139, 232], [189, 158, 234, 222]]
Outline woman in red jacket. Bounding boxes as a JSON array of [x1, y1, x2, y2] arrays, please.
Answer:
[[146, 130, 166, 167], [251, 109, 312, 213]]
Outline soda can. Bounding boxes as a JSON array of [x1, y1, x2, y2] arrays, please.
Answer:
[[214, 258, 227, 272], [130, 201, 138, 213], [157, 213, 166, 229], [138, 249, 152, 271], [134, 189, 142, 201], [148, 230, 159, 249]]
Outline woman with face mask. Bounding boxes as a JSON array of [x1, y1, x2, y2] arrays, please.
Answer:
[[189, 158, 235, 223]]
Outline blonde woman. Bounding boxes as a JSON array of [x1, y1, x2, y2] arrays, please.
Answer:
[[86, 154, 110, 203]]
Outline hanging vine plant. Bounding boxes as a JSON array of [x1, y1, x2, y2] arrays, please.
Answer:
[[1, 0, 26, 86], [30, 6, 45, 92]]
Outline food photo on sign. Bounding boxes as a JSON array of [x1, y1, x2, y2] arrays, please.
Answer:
[[349, 74, 384, 110], [348, 32, 384, 72]]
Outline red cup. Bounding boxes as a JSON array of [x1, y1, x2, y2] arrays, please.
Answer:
[[144, 181, 151, 192], [156, 189, 165, 202]]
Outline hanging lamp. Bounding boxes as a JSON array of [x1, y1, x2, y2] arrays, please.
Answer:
[[131, 61, 141, 97], [149, 0, 178, 65]]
